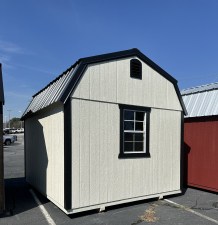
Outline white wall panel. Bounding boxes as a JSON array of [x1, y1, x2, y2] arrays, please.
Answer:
[[71, 99, 181, 211], [73, 57, 182, 111], [25, 103, 65, 208], [79, 100, 90, 207]]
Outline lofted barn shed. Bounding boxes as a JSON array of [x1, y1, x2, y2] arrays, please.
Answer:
[[22, 48, 186, 214], [0, 64, 5, 212], [182, 83, 218, 192]]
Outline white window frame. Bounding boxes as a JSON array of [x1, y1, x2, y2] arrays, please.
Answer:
[[123, 109, 146, 154]]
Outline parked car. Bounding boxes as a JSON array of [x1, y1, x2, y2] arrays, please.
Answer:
[[3, 133, 17, 145], [3, 128, 10, 134], [10, 128, 17, 134], [16, 128, 24, 133]]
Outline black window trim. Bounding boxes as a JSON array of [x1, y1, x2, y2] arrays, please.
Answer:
[[119, 104, 151, 158]]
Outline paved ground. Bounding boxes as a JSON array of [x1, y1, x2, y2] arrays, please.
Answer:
[[1, 134, 218, 225]]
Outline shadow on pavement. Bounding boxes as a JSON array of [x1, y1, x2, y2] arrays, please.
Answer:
[[1, 177, 49, 217]]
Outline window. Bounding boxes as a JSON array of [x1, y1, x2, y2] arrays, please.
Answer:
[[130, 59, 142, 79], [119, 105, 151, 158]]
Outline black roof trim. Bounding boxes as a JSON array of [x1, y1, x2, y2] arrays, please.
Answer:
[[174, 85, 188, 115], [79, 48, 177, 83], [59, 48, 186, 114], [29, 48, 187, 115], [0, 64, 4, 104], [32, 63, 78, 98]]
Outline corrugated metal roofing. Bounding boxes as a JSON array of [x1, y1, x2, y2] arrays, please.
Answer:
[[181, 82, 218, 95], [22, 48, 186, 119], [181, 82, 218, 117], [22, 65, 78, 117]]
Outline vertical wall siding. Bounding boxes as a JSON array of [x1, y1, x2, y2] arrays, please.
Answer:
[[73, 57, 182, 111], [25, 103, 65, 207], [184, 118, 218, 192], [71, 99, 181, 209]]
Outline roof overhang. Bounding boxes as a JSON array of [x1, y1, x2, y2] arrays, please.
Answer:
[[22, 48, 187, 119]]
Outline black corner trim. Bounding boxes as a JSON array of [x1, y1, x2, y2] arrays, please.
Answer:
[[119, 104, 151, 159], [24, 121, 27, 180], [180, 112, 184, 191], [174, 85, 188, 116], [21, 110, 33, 121], [64, 99, 72, 210]]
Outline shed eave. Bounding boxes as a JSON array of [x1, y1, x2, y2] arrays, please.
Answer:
[[23, 48, 186, 119], [60, 48, 186, 114]]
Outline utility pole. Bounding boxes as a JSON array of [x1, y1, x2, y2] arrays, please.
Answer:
[[18, 111, 22, 128], [4, 116, 7, 129]]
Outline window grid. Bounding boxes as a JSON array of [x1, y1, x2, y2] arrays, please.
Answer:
[[123, 109, 146, 153]]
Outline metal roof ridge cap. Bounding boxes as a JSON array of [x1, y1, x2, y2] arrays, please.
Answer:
[[181, 82, 218, 94], [182, 87, 218, 96]]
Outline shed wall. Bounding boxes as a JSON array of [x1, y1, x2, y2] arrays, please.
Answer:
[[71, 98, 181, 211], [184, 117, 218, 192], [73, 57, 182, 111], [25, 103, 65, 208]]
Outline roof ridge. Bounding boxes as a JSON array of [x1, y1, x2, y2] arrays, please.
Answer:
[[182, 81, 218, 90], [181, 81, 218, 95], [22, 48, 186, 119]]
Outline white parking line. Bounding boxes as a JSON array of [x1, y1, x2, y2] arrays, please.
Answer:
[[164, 199, 218, 224], [29, 189, 56, 225]]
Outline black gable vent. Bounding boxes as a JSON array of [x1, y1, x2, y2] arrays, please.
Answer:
[[130, 59, 142, 79]]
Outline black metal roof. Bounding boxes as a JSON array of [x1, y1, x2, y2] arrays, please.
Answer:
[[22, 48, 187, 119], [0, 64, 4, 105]]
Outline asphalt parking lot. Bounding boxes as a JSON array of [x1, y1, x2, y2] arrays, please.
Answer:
[[1, 134, 218, 225]]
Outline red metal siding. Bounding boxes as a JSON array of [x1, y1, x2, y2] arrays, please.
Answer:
[[184, 117, 218, 192]]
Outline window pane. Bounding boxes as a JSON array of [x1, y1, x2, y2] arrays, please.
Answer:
[[124, 142, 134, 152], [135, 112, 145, 121], [124, 110, 134, 120], [135, 122, 144, 131], [135, 133, 144, 141], [124, 121, 134, 130], [135, 142, 144, 152], [124, 132, 134, 141]]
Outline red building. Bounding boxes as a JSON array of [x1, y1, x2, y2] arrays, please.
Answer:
[[182, 83, 218, 192]]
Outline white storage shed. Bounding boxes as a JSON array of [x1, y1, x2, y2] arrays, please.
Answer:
[[22, 48, 186, 214]]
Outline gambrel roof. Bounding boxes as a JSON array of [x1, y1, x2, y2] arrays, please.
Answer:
[[22, 48, 187, 119], [0, 64, 4, 105], [182, 82, 218, 118]]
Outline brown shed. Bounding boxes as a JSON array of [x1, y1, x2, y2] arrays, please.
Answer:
[[182, 83, 218, 192], [0, 64, 5, 211]]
